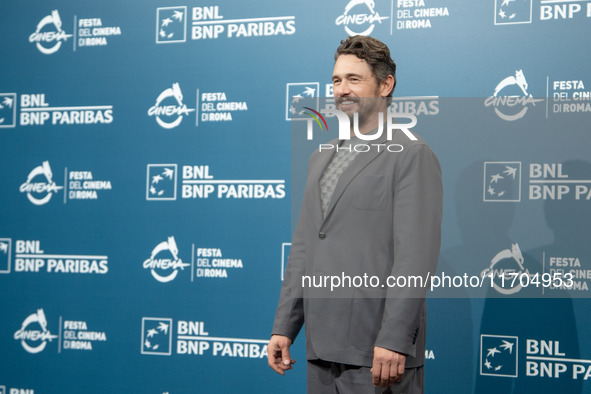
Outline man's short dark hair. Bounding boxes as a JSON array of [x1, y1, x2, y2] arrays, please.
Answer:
[[334, 36, 397, 97]]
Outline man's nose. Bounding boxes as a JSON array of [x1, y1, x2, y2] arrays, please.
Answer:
[[334, 81, 351, 97]]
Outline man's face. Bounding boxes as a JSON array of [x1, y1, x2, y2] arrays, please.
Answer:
[[332, 54, 386, 127]]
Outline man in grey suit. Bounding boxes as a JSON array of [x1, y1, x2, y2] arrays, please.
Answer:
[[268, 36, 442, 393]]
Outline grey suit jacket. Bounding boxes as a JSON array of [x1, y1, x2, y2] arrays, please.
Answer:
[[273, 128, 443, 368]]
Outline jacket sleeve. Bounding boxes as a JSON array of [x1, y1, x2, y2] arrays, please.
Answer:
[[272, 148, 326, 341], [374, 143, 443, 357], [271, 202, 307, 341]]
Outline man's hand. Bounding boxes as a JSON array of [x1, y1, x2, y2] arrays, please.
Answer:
[[371, 346, 406, 387], [267, 335, 296, 375]]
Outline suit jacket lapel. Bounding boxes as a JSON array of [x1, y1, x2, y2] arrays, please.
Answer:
[[309, 145, 337, 228]]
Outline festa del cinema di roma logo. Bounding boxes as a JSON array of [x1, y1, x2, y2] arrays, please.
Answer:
[[336, 0, 389, 36], [13, 309, 57, 353], [143, 236, 190, 282], [485, 69, 544, 121], [19, 161, 63, 205], [148, 83, 195, 129], [480, 243, 533, 295], [29, 10, 72, 55]]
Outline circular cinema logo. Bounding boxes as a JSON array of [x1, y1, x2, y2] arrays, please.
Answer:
[[484, 69, 544, 121], [143, 236, 190, 282], [148, 83, 195, 129], [29, 10, 72, 55], [19, 161, 63, 205], [13, 309, 57, 353], [335, 0, 389, 36], [481, 243, 533, 295]]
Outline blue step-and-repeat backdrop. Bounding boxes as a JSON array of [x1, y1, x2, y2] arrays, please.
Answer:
[[1, 1, 590, 393]]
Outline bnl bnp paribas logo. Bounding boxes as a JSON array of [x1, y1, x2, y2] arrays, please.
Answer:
[[141, 318, 173, 355], [286, 83, 321, 121], [156, 6, 187, 43], [483, 161, 591, 202], [0, 94, 16, 128], [29, 10, 72, 54], [13, 309, 58, 354], [494, 0, 533, 25], [147, 164, 177, 200], [156, 5, 295, 43], [481, 335, 591, 380], [146, 163, 285, 200], [335, 0, 389, 36], [19, 161, 63, 205], [485, 69, 544, 121], [483, 161, 521, 202], [480, 335, 518, 377], [0, 239, 12, 274], [141, 317, 268, 358]]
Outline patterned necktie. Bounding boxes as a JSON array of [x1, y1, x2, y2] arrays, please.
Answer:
[[319, 140, 359, 218]]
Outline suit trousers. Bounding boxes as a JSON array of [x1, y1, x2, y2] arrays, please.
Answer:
[[307, 359, 424, 394]]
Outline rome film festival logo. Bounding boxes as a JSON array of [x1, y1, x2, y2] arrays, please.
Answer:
[[13, 309, 58, 353], [29, 10, 72, 54], [480, 334, 518, 377], [0, 94, 16, 128], [485, 69, 543, 121], [481, 243, 534, 295], [19, 161, 63, 205], [148, 83, 195, 129], [143, 236, 189, 282], [336, 0, 388, 36]]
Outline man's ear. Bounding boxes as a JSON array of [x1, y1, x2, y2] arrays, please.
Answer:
[[380, 75, 395, 97]]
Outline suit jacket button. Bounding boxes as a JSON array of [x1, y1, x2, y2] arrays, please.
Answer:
[[318, 232, 326, 240]]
